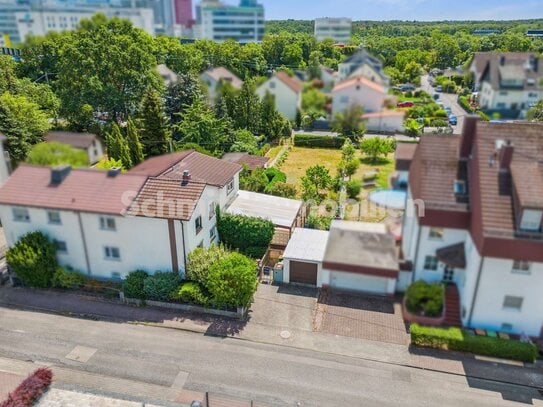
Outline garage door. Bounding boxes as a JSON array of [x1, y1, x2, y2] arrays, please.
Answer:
[[289, 261, 318, 285], [330, 271, 389, 294]]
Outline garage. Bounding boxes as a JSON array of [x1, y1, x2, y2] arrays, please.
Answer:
[[290, 261, 318, 285], [330, 271, 389, 294]]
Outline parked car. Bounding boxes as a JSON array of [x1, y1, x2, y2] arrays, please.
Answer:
[[444, 107, 452, 115], [400, 83, 416, 92], [397, 101, 415, 108], [433, 93, 440, 100], [449, 115, 458, 126], [436, 85, 443, 92]]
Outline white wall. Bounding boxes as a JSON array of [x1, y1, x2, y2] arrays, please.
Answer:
[[86, 139, 104, 165], [332, 84, 386, 116], [257, 79, 300, 121], [364, 114, 404, 132], [0, 141, 10, 186]]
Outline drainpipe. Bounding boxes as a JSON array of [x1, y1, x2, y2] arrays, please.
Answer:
[[467, 257, 485, 327], [411, 220, 423, 284], [180, 220, 187, 273], [77, 212, 91, 275]]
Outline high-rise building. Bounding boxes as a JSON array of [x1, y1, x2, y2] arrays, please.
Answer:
[[174, 0, 192, 27], [314, 17, 352, 43], [195, 0, 264, 43]]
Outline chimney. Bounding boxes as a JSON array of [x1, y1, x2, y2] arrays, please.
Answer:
[[181, 170, 191, 185], [107, 167, 121, 177], [498, 141, 514, 172], [459, 115, 480, 160], [50, 165, 71, 185]]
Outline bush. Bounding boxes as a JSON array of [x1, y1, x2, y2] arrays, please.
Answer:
[[6, 232, 58, 288], [305, 215, 332, 231], [293, 134, 346, 149], [405, 280, 444, 317], [207, 252, 258, 309], [186, 245, 228, 287], [143, 272, 180, 301], [264, 167, 287, 185], [458, 95, 475, 113], [265, 181, 297, 198], [346, 180, 362, 199], [51, 266, 86, 288], [429, 118, 449, 128], [217, 213, 274, 258], [123, 270, 149, 300], [1, 367, 53, 407], [170, 281, 210, 306], [410, 324, 538, 363]]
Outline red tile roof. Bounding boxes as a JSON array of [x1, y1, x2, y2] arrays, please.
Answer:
[[332, 75, 385, 94], [0, 165, 147, 215], [129, 150, 242, 187], [127, 178, 206, 221], [203, 67, 243, 89], [275, 71, 303, 94], [222, 152, 268, 171], [46, 131, 99, 149]]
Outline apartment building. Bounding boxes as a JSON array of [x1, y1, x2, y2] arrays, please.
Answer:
[[314, 17, 352, 43]]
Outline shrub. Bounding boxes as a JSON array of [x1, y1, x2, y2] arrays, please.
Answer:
[[345, 180, 362, 199], [123, 270, 149, 300], [217, 213, 274, 259], [171, 281, 210, 306], [405, 280, 444, 317], [293, 134, 346, 149], [434, 109, 448, 118], [429, 118, 449, 128], [6, 232, 58, 288], [264, 167, 287, 185], [143, 272, 180, 301], [458, 95, 475, 113], [265, 181, 297, 198], [410, 324, 538, 363], [1, 367, 53, 407], [186, 245, 228, 287], [305, 215, 332, 231], [51, 266, 86, 288], [207, 252, 258, 309]]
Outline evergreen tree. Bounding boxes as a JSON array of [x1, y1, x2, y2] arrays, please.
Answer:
[[126, 117, 144, 166], [106, 123, 132, 169], [259, 92, 284, 141], [139, 88, 171, 157], [234, 79, 261, 134]]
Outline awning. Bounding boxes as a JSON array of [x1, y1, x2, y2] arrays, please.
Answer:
[[436, 243, 466, 269]]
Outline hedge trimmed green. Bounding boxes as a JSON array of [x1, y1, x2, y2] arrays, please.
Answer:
[[293, 134, 346, 149], [406, 280, 444, 317], [170, 281, 210, 306], [143, 272, 180, 301], [217, 213, 274, 259], [123, 270, 149, 300], [410, 324, 538, 363]]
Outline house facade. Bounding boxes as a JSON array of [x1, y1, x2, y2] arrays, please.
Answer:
[[256, 72, 302, 121], [337, 48, 389, 86], [45, 131, 104, 165], [331, 76, 386, 117], [402, 116, 543, 336], [200, 67, 243, 103], [0, 150, 241, 280]]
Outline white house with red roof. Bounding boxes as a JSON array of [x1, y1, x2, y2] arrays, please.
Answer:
[[331, 76, 387, 117], [200, 67, 244, 103], [0, 150, 242, 280], [256, 71, 303, 121], [402, 117, 543, 336]]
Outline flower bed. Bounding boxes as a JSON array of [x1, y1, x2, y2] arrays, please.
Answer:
[[1, 368, 53, 407], [410, 324, 538, 363], [402, 297, 445, 326]]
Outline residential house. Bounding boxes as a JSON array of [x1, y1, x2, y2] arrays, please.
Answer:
[[337, 48, 389, 86], [471, 53, 542, 118], [45, 131, 104, 165], [468, 52, 535, 90], [157, 64, 179, 87], [402, 116, 543, 336], [282, 221, 399, 295], [200, 67, 243, 103], [221, 152, 268, 171], [331, 76, 387, 117], [0, 150, 242, 280], [320, 66, 337, 88], [256, 72, 302, 121]]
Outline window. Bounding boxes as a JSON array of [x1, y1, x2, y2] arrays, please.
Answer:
[[227, 179, 234, 195], [99, 216, 116, 231], [104, 246, 120, 260], [424, 255, 438, 271], [429, 228, 444, 240], [13, 208, 30, 222], [47, 211, 61, 225], [197, 240, 204, 248], [512, 260, 531, 275], [501, 323, 513, 331], [503, 296, 523, 311], [269, 81, 276, 89], [340, 95, 349, 104], [499, 91, 508, 96], [210, 226, 217, 241], [195, 215, 203, 234], [209, 201, 216, 219], [54, 240, 67, 254], [111, 271, 121, 280]]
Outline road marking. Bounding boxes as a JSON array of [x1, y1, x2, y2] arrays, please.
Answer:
[[65, 346, 97, 363], [171, 370, 189, 389]]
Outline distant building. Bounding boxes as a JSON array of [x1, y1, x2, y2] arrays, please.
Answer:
[[174, 0, 193, 27], [200, 67, 243, 103], [331, 75, 387, 117], [0, 2, 28, 46], [337, 48, 389, 87], [195, 0, 264, 43], [472, 29, 501, 36], [314, 17, 351, 43], [256, 72, 302, 121], [526, 29, 543, 38], [45, 131, 104, 165]]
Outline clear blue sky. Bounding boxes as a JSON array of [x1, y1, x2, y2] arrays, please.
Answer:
[[259, 0, 543, 21]]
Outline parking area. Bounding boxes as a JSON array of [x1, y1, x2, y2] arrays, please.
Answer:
[[315, 288, 410, 345]]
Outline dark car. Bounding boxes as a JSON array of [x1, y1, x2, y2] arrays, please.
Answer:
[[449, 115, 458, 126], [436, 85, 443, 92], [400, 83, 416, 92], [397, 101, 415, 108]]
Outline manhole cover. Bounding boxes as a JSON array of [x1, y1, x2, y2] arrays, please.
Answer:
[[280, 330, 291, 339]]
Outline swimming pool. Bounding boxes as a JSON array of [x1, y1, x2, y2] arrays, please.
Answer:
[[369, 189, 407, 210]]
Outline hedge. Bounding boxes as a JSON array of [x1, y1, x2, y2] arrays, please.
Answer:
[[410, 324, 538, 362], [143, 272, 180, 301], [170, 281, 210, 306], [1, 367, 53, 407], [217, 213, 274, 259], [123, 270, 149, 300], [293, 134, 346, 149]]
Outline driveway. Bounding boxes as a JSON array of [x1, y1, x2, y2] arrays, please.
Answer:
[[315, 288, 410, 345], [421, 74, 465, 134]]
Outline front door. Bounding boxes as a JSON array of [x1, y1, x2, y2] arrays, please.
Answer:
[[443, 266, 455, 283]]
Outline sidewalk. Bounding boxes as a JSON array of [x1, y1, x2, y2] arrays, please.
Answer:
[[1, 286, 542, 390]]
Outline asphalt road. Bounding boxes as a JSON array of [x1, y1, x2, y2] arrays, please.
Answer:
[[421, 75, 466, 134], [0, 307, 541, 406]]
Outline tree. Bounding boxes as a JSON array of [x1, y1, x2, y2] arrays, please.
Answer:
[[164, 72, 204, 125], [139, 88, 171, 157], [6, 232, 58, 288], [332, 106, 366, 140], [346, 179, 362, 199], [259, 91, 287, 141], [239, 167, 269, 192], [234, 79, 261, 134], [125, 117, 144, 166], [230, 129, 259, 154], [527, 101, 543, 122], [300, 165, 332, 202], [207, 252, 257, 309], [337, 139, 360, 179], [404, 118, 422, 137], [359, 137, 396, 163], [282, 43, 304, 68], [0, 93, 50, 163], [217, 213, 275, 259], [308, 51, 321, 80], [266, 181, 297, 199], [56, 15, 159, 125], [26, 142, 88, 167], [106, 123, 132, 169]]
